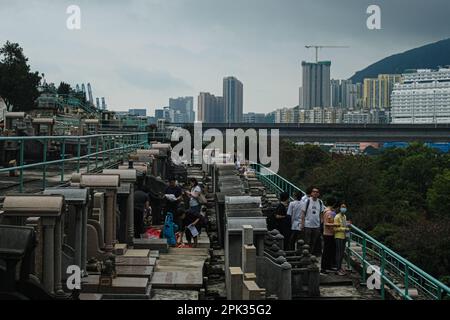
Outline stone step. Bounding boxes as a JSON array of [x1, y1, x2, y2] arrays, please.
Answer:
[[317, 286, 366, 300], [133, 238, 169, 253], [116, 256, 157, 267], [81, 275, 149, 294], [151, 271, 204, 289], [320, 273, 354, 286], [151, 289, 199, 300], [123, 249, 150, 258]]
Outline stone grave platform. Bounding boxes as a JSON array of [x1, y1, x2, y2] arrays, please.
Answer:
[[123, 249, 150, 257], [133, 238, 169, 253], [150, 247, 209, 291], [116, 256, 156, 267], [150, 271, 203, 289], [116, 265, 154, 278], [81, 275, 150, 295]]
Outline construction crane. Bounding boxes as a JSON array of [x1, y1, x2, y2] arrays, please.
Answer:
[[305, 45, 350, 63]]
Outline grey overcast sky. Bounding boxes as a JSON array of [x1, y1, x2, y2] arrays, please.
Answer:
[[1, 0, 449, 114]]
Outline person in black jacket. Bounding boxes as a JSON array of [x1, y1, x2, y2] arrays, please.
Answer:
[[273, 192, 291, 246]]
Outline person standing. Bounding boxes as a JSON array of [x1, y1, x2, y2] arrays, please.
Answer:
[[274, 192, 291, 246], [321, 201, 337, 274], [300, 187, 323, 257], [183, 206, 202, 248], [165, 177, 183, 215], [185, 178, 202, 215], [334, 203, 350, 276], [287, 191, 304, 251], [133, 184, 150, 238]]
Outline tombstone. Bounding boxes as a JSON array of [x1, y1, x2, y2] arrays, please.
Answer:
[[43, 187, 89, 277], [102, 169, 137, 245], [2, 195, 65, 295], [228, 267, 243, 300], [80, 174, 120, 254], [92, 192, 105, 234], [0, 225, 54, 300]]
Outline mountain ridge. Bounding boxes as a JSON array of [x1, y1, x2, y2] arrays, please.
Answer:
[[350, 38, 450, 83]]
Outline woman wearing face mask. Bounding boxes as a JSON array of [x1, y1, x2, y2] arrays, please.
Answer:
[[334, 203, 350, 276]]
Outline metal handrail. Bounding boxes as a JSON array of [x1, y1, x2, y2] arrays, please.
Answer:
[[348, 225, 450, 300], [249, 162, 450, 300], [0, 133, 149, 192]]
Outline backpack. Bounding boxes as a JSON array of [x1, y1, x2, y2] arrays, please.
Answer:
[[303, 199, 324, 233], [304, 199, 324, 218]]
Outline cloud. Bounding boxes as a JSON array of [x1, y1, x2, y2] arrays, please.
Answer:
[[1, 0, 450, 113], [116, 65, 192, 92]]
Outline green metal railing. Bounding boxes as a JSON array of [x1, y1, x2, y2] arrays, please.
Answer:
[[0, 133, 149, 192], [249, 162, 450, 301], [347, 225, 450, 300], [250, 162, 306, 200]]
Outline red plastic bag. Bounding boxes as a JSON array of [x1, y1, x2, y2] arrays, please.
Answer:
[[145, 227, 161, 239]]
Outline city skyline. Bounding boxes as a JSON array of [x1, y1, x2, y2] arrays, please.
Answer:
[[1, 0, 450, 114]]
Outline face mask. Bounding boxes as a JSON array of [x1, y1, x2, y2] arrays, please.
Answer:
[[340, 208, 347, 214]]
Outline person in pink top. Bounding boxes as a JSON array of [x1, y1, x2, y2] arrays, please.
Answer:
[[321, 198, 337, 274]]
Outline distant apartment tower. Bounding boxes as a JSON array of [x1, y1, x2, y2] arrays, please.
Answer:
[[96, 98, 100, 109], [155, 109, 165, 120], [223, 77, 243, 123], [243, 112, 266, 123], [198, 93, 224, 123], [129, 109, 147, 117], [101, 97, 106, 110], [331, 79, 360, 109], [274, 107, 298, 124], [298, 107, 342, 124], [302, 61, 331, 109], [87, 83, 94, 105], [363, 74, 402, 110], [391, 68, 450, 124], [169, 97, 195, 123]]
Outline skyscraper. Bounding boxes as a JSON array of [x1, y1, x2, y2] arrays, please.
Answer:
[[96, 98, 100, 109], [101, 97, 106, 110], [331, 79, 341, 108], [87, 83, 94, 105], [223, 76, 243, 123], [169, 97, 195, 122], [363, 74, 402, 110], [302, 61, 331, 109], [198, 93, 224, 123], [81, 84, 87, 101]]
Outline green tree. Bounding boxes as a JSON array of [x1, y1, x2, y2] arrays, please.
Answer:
[[57, 82, 72, 95], [0, 41, 41, 111], [427, 169, 450, 217]]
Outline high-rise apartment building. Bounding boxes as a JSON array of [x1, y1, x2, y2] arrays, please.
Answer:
[[363, 74, 402, 110], [302, 61, 331, 109], [169, 97, 195, 123], [243, 112, 267, 123], [331, 79, 362, 109], [223, 77, 243, 123], [198, 93, 224, 123], [391, 68, 450, 124]]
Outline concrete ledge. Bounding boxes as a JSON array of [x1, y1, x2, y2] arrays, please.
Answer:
[[133, 239, 169, 253]]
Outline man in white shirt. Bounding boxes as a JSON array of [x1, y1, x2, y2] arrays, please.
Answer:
[[287, 191, 304, 250], [300, 187, 324, 256]]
